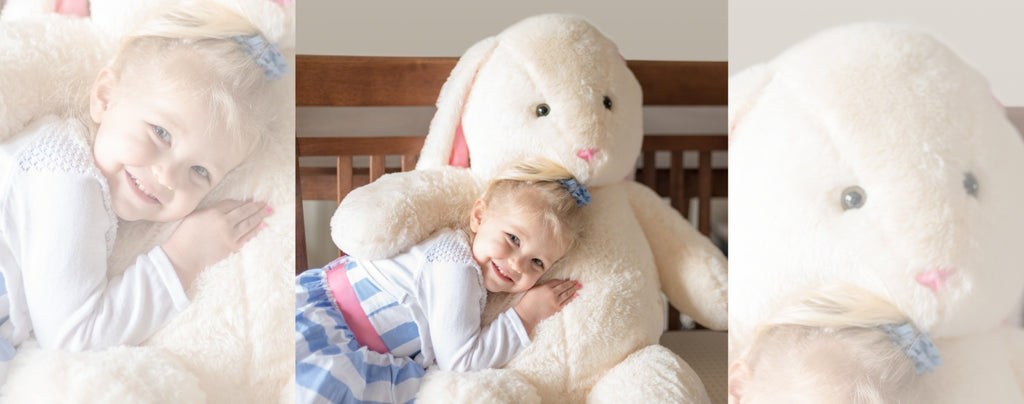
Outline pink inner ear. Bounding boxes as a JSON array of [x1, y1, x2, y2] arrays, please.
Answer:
[[448, 121, 470, 167], [55, 0, 89, 17]]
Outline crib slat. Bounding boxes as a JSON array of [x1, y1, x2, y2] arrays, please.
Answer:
[[670, 151, 684, 218], [668, 307, 682, 331], [369, 155, 386, 182], [297, 157, 308, 271], [401, 154, 417, 171], [337, 156, 353, 203], [641, 151, 656, 189], [699, 151, 713, 236]]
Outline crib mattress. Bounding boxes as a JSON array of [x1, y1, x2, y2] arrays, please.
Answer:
[[661, 330, 727, 404]]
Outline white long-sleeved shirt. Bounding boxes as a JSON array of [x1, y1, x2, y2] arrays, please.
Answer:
[[352, 228, 530, 371], [0, 116, 188, 355]]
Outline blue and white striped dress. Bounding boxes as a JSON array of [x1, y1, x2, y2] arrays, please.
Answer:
[[0, 272, 14, 382], [295, 257, 424, 404], [295, 228, 531, 404]]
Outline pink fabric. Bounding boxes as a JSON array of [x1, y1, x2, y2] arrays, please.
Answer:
[[326, 263, 389, 354], [55, 0, 89, 17], [448, 122, 470, 167]]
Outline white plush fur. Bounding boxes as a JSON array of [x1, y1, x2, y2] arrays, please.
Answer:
[[729, 23, 1024, 402], [333, 14, 726, 403], [0, 1, 295, 402]]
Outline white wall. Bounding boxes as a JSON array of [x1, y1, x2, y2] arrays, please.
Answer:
[[730, 0, 1024, 105], [298, 0, 726, 60]]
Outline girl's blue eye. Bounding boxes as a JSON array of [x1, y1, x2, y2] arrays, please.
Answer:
[[154, 125, 171, 142], [192, 166, 210, 179], [531, 258, 544, 268], [507, 233, 520, 246]]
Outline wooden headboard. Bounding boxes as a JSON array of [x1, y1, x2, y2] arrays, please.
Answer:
[[295, 55, 726, 328]]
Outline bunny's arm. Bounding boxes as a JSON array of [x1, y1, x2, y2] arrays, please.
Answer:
[[623, 181, 728, 330], [331, 167, 483, 259]]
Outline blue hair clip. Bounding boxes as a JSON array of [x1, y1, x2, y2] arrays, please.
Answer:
[[558, 178, 591, 207], [880, 323, 942, 374], [233, 34, 289, 80]]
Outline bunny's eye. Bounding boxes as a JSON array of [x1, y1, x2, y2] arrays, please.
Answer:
[[841, 186, 866, 210], [536, 104, 550, 117], [603, 96, 612, 110], [963, 172, 979, 197]]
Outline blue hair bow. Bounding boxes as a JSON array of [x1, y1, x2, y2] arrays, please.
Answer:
[[233, 34, 289, 80], [558, 178, 591, 207], [880, 323, 942, 374]]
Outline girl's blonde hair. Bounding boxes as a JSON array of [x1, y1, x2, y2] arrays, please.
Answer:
[[100, 0, 285, 156], [479, 159, 587, 253], [734, 286, 921, 403]]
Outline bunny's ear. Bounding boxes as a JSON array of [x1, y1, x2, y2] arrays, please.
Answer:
[[417, 36, 499, 169], [728, 63, 775, 145]]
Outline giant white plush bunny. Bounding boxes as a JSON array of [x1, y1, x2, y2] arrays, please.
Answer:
[[332, 14, 727, 403], [0, 1, 295, 402], [729, 23, 1024, 402]]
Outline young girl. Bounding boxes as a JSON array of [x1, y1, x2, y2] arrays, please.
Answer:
[[295, 159, 589, 404], [728, 286, 938, 403], [0, 2, 286, 382]]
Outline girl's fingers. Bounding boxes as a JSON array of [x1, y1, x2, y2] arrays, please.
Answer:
[[235, 215, 265, 240], [236, 219, 265, 247], [212, 199, 246, 213], [551, 280, 578, 296], [225, 201, 270, 224], [560, 290, 578, 306]]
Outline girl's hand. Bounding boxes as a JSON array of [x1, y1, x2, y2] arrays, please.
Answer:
[[513, 279, 580, 335], [162, 199, 272, 290]]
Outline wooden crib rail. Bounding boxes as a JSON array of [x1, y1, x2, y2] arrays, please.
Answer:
[[639, 135, 727, 235], [297, 55, 726, 107], [298, 136, 425, 203]]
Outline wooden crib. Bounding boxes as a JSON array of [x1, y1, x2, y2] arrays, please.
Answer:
[[295, 54, 728, 404], [295, 54, 726, 325]]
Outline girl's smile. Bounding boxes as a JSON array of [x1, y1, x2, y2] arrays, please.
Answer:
[[491, 261, 515, 283], [89, 65, 247, 223], [469, 190, 569, 294], [125, 169, 161, 204]]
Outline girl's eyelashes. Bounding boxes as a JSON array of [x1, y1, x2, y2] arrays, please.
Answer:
[[153, 124, 171, 143], [192, 165, 210, 180], [531, 258, 544, 269], [506, 233, 520, 246]]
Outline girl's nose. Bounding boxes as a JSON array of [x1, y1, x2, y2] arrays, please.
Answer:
[[509, 256, 526, 272], [154, 163, 180, 191]]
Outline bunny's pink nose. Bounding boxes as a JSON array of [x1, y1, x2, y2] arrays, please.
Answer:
[[577, 148, 600, 162], [915, 268, 953, 292]]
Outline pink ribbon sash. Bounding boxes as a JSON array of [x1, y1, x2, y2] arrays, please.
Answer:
[[326, 261, 390, 354]]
